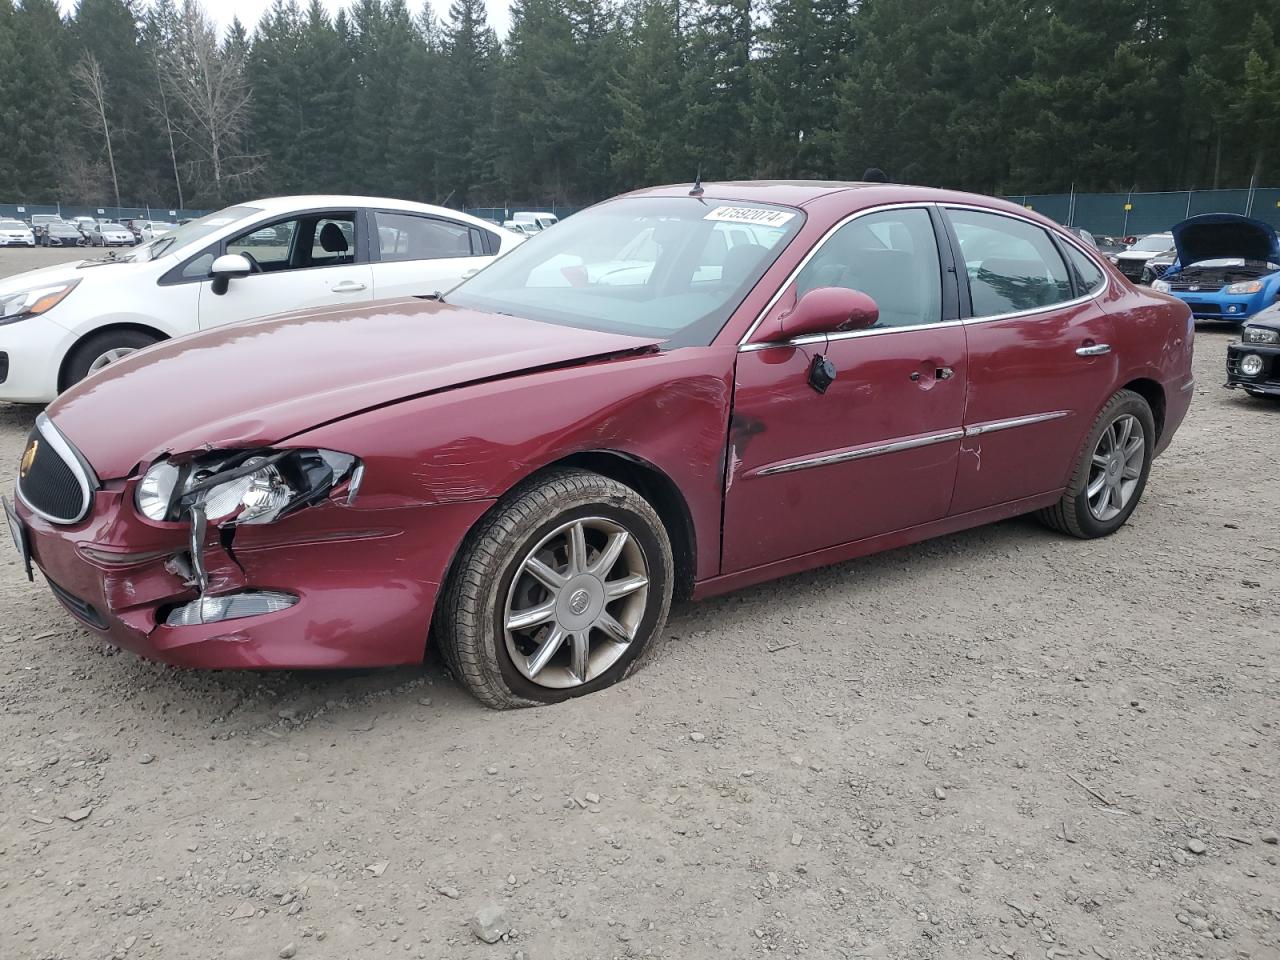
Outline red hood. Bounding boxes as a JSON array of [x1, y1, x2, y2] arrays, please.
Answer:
[[48, 299, 661, 479]]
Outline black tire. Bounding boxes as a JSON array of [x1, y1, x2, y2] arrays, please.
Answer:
[[1038, 389, 1156, 539], [62, 329, 160, 390], [435, 468, 674, 709]]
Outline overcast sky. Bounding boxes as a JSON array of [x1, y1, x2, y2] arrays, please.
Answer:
[[59, 0, 514, 38]]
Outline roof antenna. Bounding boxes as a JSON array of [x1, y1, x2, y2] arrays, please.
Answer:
[[689, 167, 704, 197]]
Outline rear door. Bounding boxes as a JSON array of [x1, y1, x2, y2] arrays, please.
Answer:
[[368, 210, 496, 298], [944, 207, 1117, 514]]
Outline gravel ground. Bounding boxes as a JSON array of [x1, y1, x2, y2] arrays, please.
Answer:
[[0, 246, 1277, 960]]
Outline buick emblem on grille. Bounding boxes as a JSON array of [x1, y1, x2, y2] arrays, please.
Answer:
[[19, 439, 38, 479]]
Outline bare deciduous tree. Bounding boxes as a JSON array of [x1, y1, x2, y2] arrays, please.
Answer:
[[158, 0, 260, 204], [71, 54, 122, 209]]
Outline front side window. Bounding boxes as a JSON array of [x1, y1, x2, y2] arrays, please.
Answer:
[[948, 209, 1073, 317], [448, 197, 803, 346], [795, 208, 943, 328], [373, 212, 474, 262], [224, 212, 355, 273]]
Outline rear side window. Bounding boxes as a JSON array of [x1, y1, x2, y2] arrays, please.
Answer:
[[374, 212, 474, 261], [948, 209, 1073, 317], [1063, 243, 1106, 294]]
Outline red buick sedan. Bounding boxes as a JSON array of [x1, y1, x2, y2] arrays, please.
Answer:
[[6, 182, 1194, 708]]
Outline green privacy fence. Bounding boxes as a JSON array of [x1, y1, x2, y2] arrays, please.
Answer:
[[1002, 188, 1280, 237]]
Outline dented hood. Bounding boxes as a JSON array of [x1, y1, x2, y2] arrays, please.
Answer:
[[48, 298, 662, 479]]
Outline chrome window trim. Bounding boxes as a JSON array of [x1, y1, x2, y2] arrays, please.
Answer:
[[963, 410, 1071, 438], [16, 413, 95, 526], [737, 202, 940, 348], [753, 428, 965, 478], [738, 200, 1112, 351], [941, 203, 1111, 325]]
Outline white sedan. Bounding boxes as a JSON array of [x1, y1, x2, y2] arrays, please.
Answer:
[[0, 195, 523, 402], [0, 219, 36, 247]]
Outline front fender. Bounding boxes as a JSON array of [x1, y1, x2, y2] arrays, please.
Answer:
[[287, 346, 738, 581]]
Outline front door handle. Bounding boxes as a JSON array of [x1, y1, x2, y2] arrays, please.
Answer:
[[461, 268, 480, 280], [331, 281, 367, 293], [1076, 343, 1111, 357]]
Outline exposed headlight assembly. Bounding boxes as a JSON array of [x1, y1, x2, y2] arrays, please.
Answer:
[[1225, 280, 1264, 295], [1242, 326, 1279, 345], [135, 448, 361, 524], [0, 279, 80, 325], [1151, 280, 1171, 293]]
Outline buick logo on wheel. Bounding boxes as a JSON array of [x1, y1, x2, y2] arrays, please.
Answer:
[[19, 439, 38, 479], [568, 589, 591, 616]]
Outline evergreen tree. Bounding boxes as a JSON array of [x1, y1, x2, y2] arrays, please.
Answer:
[[680, 0, 754, 180], [436, 0, 501, 204], [609, 0, 687, 188], [6, 0, 72, 201]]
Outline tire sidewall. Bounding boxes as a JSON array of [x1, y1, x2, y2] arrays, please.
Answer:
[[1068, 393, 1156, 537], [65, 330, 159, 388], [484, 497, 672, 704]]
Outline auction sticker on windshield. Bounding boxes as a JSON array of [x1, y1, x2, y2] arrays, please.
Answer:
[[703, 206, 796, 228]]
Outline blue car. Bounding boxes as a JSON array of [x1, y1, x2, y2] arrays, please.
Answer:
[[1150, 213, 1280, 323]]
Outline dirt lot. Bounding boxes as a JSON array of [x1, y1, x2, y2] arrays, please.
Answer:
[[1, 245, 1277, 960]]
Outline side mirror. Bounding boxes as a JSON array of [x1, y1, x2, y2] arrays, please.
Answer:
[[754, 286, 880, 343], [209, 253, 252, 296]]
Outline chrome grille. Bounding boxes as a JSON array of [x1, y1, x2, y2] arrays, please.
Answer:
[[16, 414, 96, 524]]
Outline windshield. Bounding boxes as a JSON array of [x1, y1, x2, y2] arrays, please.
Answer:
[[450, 197, 803, 346], [141, 204, 260, 259], [102, 223, 124, 230], [0, 220, 26, 229], [50, 224, 78, 234], [1130, 235, 1172, 252]]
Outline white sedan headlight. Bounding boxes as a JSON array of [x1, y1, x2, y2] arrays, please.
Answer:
[[1151, 280, 1171, 293], [0, 280, 80, 325], [135, 449, 361, 524]]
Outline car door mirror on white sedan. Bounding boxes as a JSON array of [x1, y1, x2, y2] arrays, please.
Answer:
[[209, 253, 255, 295]]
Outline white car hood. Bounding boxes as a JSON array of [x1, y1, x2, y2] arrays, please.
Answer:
[[0, 256, 153, 296]]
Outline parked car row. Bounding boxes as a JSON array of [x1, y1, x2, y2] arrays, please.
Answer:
[[4, 182, 1199, 712]]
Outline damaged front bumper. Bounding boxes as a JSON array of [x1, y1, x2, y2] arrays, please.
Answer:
[[15, 485, 491, 668]]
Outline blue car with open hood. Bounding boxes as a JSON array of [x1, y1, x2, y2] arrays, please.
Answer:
[[1150, 213, 1280, 323]]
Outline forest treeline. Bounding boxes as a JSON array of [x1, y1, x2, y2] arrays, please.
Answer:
[[1, 0, 1277, 209]]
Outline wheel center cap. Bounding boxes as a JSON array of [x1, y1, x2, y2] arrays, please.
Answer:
[[568, 589, 591, 616], [556, 575, 605, 631]]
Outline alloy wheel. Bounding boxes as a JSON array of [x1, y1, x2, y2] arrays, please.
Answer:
[[87, 347, 138, 374], [503, 516, 650, 689], [1086, 414, 1145, 522]]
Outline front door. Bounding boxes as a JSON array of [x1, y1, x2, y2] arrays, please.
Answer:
[[197, 211, 374, 330], [943, 207, 1118, 514], [722, 206, 968, 574]]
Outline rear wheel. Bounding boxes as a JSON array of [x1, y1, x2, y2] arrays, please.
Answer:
[[1038, 389, 1155, 539], [435, 469, 673, 709], [62, 330, 160, 390]]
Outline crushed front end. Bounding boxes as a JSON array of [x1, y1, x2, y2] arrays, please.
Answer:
[[7, 413, 489, 668]]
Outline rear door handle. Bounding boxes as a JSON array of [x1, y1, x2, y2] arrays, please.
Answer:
[[461, 268, 480, 280], [1076, 343, 1111, 357], [331, 281, 367, 293]]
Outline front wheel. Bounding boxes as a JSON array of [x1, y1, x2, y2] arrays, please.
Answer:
[[62, 329, 160, 390], [435, 469, 674, 709], [1038, 389, 1155, 538]]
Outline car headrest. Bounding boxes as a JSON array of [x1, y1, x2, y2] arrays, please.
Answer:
[[319, 222, 349, 253]]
